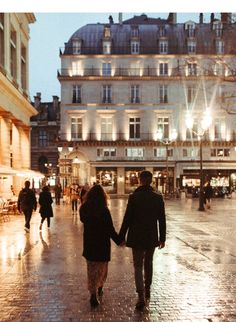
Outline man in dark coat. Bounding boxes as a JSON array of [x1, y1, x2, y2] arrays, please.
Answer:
[[119, 170, 166, 310], [17, 180, 37, 232]]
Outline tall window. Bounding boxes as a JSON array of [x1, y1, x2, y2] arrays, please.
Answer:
[[72, 40, 81, 54], [187, 40, 196, 54], [102, 63, 111, 76], [72, 85, 81, 103], [71, 117, 82, 140], [131, 27, 139, 37], [159, 40, 168, 54], [157, 117, 169, 139], [129, 117, 140, 139], [159, 63, 168, 76], [159, 85, 168, 103], [131, 41, 140, 54], [101, 117, 112, 140], [39, 130, 48, 147], [187, 86, 196, 103], [188, 63, 197, 76], [102, 85, 112, 103], [21, 44, 26, 90], [216, 40, 224, 54], [214, 118, 224, 140], [186, 121, 198, 139], [131, 85, 140, 103], [214, 63, 225, 76], [10, 27, 17, 79], [0, 13, 4, 67]]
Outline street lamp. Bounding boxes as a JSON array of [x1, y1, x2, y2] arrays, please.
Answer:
[[157, 128, 178, 197], [57, 145, 74, 190], [185, 108, 212, 211]]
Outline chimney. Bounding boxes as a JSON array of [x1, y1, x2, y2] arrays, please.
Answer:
[[109, 15, 114, 24], [167, 13, 177, 24], [199, 13, 203, 24], [210, 13, 215, 24], [221, 13, 232, 24], [34, 92, 41, 109], [118, 13, 122, 25], [52, 95, 59, 108]]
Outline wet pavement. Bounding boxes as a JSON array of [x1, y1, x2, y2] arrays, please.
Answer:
[[0, 196, 236, 322]]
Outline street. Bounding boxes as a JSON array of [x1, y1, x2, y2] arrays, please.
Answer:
[[0, 197, 235, 322]]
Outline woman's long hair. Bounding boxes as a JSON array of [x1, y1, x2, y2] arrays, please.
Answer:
[[84, 184, 108, 210]]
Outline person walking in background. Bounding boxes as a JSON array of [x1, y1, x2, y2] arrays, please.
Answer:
[[39, 185, 53, 230], [54, 182, 62, 205], [119, 170, 166, 310], [17, 180, 37, 233], [70, 183, 79, 214], [79, 184, 123, 307], [204, 181, 213, 209]]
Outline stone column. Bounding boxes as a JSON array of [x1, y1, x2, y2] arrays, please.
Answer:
[[4, 13, 10, 75], [19, 126, 30, 169]]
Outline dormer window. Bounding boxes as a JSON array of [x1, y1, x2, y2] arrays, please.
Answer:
[[131, 41, 140, 54], [103, 40, 111, 54], [72, 39, 81, 54], [159, 40, 168, 54], [104, 26, 111, 38], [185, 21, 196, 37], [159, 26, 166, 37], [213, 21, 223, 37], [131, 26, 139, 38]]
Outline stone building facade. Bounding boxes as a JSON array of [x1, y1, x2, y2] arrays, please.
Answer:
[[57, 13, 236, 195], [30, 93, 60, 186], [0, 13, 38, 197]]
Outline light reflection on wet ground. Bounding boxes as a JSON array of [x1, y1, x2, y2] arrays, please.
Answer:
[[0, 196, 235, 321]]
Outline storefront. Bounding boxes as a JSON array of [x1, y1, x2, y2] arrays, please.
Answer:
[[125, 167, 145, 194], [96, 167, 117, 194], [153, 167, 174, 194]]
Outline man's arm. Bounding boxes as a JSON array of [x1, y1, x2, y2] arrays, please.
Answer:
[[158, 196, 166, 244], [119, 195, 134, 241]]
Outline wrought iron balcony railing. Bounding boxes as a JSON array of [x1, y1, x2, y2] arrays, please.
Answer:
[[58, 67, 222, 78]]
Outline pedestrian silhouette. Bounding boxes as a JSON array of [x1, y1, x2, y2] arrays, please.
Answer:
[[39, 185, 53, 230]]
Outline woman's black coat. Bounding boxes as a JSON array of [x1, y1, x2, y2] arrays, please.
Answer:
[[39, 191, 53, 218], [80, 203, 121, 262]]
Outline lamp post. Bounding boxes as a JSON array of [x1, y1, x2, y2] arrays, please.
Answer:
[[185, 108, 212, 211], [156, 128, 178, 198], [57, 146, 73, 190]]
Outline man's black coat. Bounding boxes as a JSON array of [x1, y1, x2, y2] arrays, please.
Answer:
[[119, 185, 166, 249]]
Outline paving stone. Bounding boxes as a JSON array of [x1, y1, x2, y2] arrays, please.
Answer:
[[0, 197, 236, 321]]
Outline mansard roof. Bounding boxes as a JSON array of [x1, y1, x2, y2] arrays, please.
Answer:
[[64, 14, 236, 55]]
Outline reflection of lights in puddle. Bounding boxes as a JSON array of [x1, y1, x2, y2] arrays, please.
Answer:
[[1, 236, 25, 264]]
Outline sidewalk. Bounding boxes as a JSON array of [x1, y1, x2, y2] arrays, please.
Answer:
[[0, 197, 235, 321]]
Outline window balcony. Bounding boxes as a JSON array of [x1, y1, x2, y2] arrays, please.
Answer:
[[58, 67, 220, 79]]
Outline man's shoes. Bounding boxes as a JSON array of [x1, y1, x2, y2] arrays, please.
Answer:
[[24, 227, 30, 233], [135, 292, 145, 310], [98, 287, 103, 296], [39, 224, 42, 231], [90, 294, 100, 307], [135, 298, 146, 310]]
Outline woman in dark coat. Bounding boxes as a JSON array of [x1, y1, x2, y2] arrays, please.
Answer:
[[79, 184, 122, 307], [39, 185, 53, 230]]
